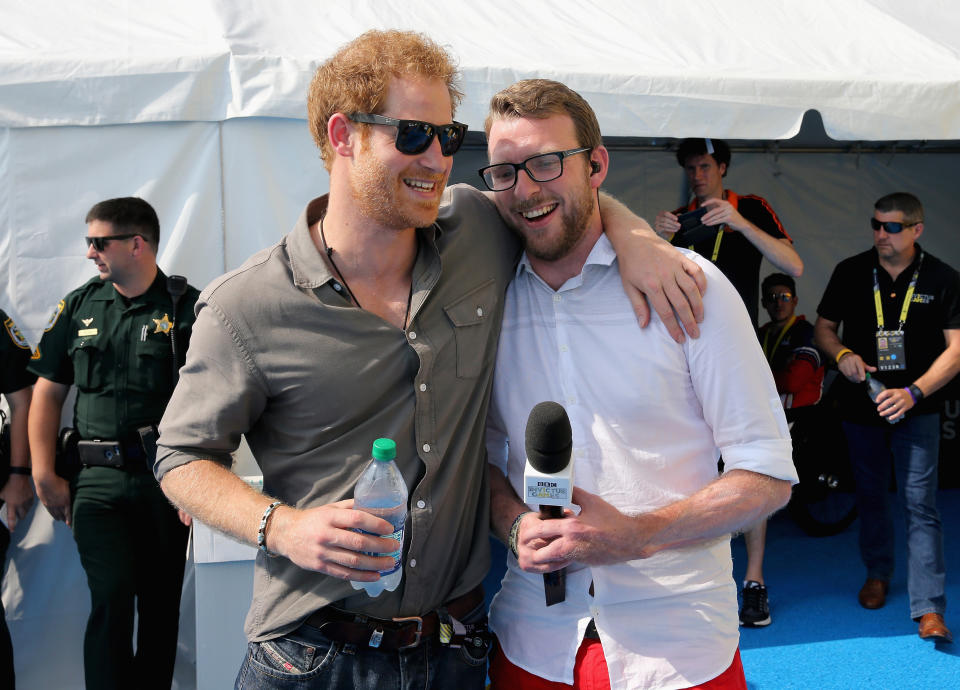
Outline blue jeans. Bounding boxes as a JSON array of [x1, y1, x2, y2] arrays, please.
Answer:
[[235, 602, 490, 689], [842, 413, 946, 618]]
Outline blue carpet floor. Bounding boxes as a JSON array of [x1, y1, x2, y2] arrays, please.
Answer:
[[483, 489, 960, 687]]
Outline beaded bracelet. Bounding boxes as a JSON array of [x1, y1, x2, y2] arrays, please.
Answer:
[[508, 511, 535, 559], [257, 500, 283, 557]]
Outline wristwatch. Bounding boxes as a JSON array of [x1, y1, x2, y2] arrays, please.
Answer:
[[908, 383, 925, 402]]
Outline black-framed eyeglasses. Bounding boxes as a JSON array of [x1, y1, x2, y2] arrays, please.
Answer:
[[85, 234, 142, 251], [348, 113, 467, 156], [870, 218, 920, 234], [763, 292, 794, 304], [478, 147, 592, 191]]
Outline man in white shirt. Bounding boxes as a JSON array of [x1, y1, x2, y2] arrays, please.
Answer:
[[482, 79, 797, 690]]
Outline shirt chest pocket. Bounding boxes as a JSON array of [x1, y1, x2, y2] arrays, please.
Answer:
[[68, 339, 104, 392], [130, 336, 173, 393], [443, 278, 499, 379]]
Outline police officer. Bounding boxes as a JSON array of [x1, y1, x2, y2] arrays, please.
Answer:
[[1, 308, 37, 690], [27, 198, 199, 689]]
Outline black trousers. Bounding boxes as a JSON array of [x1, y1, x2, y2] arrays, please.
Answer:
[[71, 466, 189, 690]]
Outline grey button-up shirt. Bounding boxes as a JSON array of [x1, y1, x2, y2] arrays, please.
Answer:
[[156, 184, 519, 641]]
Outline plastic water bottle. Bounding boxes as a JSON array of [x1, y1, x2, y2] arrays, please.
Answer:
[[350, 438, 408, 597], [865, 373, 901, 424]]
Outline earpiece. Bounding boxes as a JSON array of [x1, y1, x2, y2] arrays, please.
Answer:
[[590, 161, 601, 174]]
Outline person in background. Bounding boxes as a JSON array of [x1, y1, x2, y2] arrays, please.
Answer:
[[814, 192, 960, 643], [654, 138, 804, 631], [1, 309, 37, 690], [28, 197, 199, 689], [738, 273, 824, 627], [654, 138, 803, 327]]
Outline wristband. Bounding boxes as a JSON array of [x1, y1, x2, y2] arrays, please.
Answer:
[[834, 348, 853, 364], [8, 467, 31, 476], [508, 511, 534, 559], [907, 384, 924, 403], [257, 500, 284, 557]]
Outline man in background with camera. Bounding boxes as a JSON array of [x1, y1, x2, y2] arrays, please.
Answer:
[[654, 138, 802, 327], [27, 197, 199, 689], [1, 308, 37, 689], [654, 138, 804, 629]]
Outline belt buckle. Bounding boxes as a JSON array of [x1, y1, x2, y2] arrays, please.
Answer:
[[391, 616, 423, 649]]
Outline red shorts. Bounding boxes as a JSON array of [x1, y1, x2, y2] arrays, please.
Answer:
[[489, 637, 747, 690]]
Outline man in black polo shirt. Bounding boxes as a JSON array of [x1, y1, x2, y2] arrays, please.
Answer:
[[814, 192, 960, 643]]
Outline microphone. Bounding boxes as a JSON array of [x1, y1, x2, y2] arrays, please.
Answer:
[[523, 401, 574, 606]]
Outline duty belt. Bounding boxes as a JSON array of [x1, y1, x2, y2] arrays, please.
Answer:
[[303, 585, 485, 651], [76, 430, 153, 472]]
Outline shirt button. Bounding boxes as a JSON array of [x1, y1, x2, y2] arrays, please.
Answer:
[[422, 443, 431, 453], [417, 500, 426, 509], [408, 331, 417, 340], [419, 383, 427, 392], [333, 283, 343, 292], [553, 294, 562, 303], [476, 306, 484, 317], [560, 345, 568, 352], [410, 559, 417, 568]]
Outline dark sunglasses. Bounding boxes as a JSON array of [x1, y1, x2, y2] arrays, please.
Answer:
[[348, 113, 467, 156], [763, 292, 794, 304], [870, 218, 920, 234], [85, 234, 141, 251]]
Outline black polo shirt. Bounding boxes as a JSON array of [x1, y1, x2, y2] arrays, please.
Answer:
[[817, 244, 960, 424], [673, 190, 790, 326]]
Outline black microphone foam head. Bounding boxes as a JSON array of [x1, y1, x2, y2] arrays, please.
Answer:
[[525, 401, 572, 474]]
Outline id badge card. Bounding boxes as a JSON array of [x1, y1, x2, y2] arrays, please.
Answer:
[[876, 330, 906, 371]]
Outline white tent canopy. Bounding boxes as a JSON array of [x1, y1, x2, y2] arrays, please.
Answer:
[[2, 0, 960, 139], [3, 2, 960, 688]]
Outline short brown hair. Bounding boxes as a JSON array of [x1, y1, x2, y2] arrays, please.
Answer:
[[484, 79, 602, 150], [85, 197, 160, 249], [875, 192, 924, 224], [307, 30, 462, 171]]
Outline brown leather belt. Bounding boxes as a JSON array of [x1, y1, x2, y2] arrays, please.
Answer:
[[303, 585, 484, 651]]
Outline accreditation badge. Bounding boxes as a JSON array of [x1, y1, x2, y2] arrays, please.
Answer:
[[876, 330, 906, 371]]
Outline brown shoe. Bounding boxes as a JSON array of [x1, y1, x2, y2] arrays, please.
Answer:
[[858, 578, 889, 609], [918, 613, 953, 643]]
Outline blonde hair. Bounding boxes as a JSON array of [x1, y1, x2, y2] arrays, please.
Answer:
[[307, 30, 462, 170]]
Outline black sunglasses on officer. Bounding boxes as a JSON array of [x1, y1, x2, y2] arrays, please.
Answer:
[[85, 234, 143, 252]]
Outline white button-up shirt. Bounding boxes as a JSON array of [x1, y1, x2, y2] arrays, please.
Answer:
[[486, 235, 797, 689]]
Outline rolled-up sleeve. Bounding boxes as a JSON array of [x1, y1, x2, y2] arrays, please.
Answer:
[[155, 297, 268, 480], [686, 263, 798, 484]]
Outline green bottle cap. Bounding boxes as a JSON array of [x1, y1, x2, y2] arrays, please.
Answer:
[[372, 438, 397, 461]]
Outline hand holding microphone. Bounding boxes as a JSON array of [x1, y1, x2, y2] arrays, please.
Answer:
[[523, 401, 574, 606]]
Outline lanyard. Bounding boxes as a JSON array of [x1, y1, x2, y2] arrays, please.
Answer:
[[688, 228, 724, 262], [762, 315, 797, 363], [873, 251, 923, 331]]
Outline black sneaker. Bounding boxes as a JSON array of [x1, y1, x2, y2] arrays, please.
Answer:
[[740, 581, 771, 627]]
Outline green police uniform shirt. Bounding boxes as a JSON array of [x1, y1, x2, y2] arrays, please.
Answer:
[[28, 271, 200, 440], [1, 309, 38, 394]]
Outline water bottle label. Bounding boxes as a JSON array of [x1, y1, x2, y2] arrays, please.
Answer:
[[359, 526, 404, 575]]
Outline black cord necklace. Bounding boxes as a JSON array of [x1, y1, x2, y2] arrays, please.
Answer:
[[319, 217, 414, 330]]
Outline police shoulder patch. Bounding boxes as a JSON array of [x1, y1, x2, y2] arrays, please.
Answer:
[[44, 300, 66, 332], [3, 317, 32, 350]]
